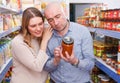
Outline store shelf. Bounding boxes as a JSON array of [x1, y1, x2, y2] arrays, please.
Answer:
[[0, 4, 20, 83], [87, 27, 96, 32], [88, 27, 120, 39], [0, 58, 12, 83], [0, 26, 21, 39], [0, 5, 19, 14], [95, 57, 120, 83], [95, 28, 120, 39], [88, 26, 120, 82]]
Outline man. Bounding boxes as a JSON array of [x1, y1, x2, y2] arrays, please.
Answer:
[[44, 2, 95, 83]]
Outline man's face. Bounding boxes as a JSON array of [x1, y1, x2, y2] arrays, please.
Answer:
[[45, 6, 67, 32]]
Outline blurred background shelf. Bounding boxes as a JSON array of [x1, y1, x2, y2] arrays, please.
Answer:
[[0, 58, 12, 83], [95, 57, 120, 83], [0, 26, 20, 39], [95, 28, 120, 40], [87, 27, 96, 32], [0, 5, 19, 14], [88, 27, 120, 39]]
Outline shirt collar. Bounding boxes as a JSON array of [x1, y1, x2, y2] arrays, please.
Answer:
[[53, 22, 72, 37]]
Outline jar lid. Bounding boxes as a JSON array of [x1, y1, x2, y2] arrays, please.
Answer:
[[101, 77, 110, 81], [98, 74, 106, 78], [62, 37, 74, 45]]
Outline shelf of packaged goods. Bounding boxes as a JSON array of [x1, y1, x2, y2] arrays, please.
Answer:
[[0, 57, 12, 83], [95, 57, 120, 83], [0, 26, 21, 39], [0, 5, 19, 14]]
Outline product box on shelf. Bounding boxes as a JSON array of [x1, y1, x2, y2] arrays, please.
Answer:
[[3, 14, 13, 31]]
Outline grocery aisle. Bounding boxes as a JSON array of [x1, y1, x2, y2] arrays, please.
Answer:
[[74, 1, 120, 83], [0, 0, 120, 83]]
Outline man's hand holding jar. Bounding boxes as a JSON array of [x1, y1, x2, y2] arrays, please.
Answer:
[[54, 37, 79, 67]]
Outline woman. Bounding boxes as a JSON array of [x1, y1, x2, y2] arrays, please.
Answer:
[[10, 7, 52, 83]]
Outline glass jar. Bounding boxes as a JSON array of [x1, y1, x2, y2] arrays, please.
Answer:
[[96, 45, 104, 58], [106, 57, 112, 65], [61, 36, 74, 57], [97, 74, 106, 83], [102, 54, 107, 61], [93, 43, 97, 56]]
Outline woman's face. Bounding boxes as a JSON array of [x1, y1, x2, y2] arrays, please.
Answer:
[[28, 17, 44, 38]]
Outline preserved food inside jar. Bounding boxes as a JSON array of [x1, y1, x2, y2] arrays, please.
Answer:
[[116, 22, 120, 32], [108, 9, 113, 20], [100, 10, 105, 20], [96, 45, 104, 58], [112, 22, 117, 31], [93, 43, 97, 56], [118, 9, 120, 20], [113, 9, 119, 20], [111, 59, 116, 68], [102, 54, 107, 61], [62, 37, 74, 57], [106, 57, 112, 65], [104, 21, 107, 29], [104, 10, 108, 19], [107, 22, 112, 30]]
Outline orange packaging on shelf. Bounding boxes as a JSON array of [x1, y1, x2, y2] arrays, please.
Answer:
[[117, 62, 120, 75], [107, 9, 113, 20], [116, 22, 120, 32], [118, 9, 120, 20], [17, 0, 21, 10], [113, 9, 119, 20], [107, 22, 112, 30], [112, 22, 117, 31]]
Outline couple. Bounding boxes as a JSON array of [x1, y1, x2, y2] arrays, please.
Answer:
[[10, 1, 95, 83]]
